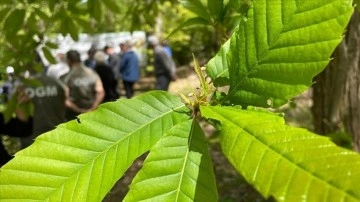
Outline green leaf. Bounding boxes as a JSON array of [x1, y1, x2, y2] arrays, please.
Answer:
[[226, 0, 353, 108], [34, 7, 50, 21], [0, 7, 12, 24], [0, 0, 12, 5], [3, 9, 26, 35], [103, 0, 121, 13], [26, 12, 38, 32], [45, 42, 58, 49], [73, 16, 92, 33], [201, 106, 360, 201], [180, 0, 212, 22], [168, 17, 211, 38], [0, 91, 190, 201], [48, 0, 56, 11], [125, 119, 218, 202], [206, 37, 230, 86], [207, 0, 223, 19], [54, 7, 79, 41], [87, 0, 104, 22], [42, 46, 56, 64], [354, 0, 360, 12]]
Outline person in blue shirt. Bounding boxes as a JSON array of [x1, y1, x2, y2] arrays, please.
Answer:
[[119, 40, 140, 98]]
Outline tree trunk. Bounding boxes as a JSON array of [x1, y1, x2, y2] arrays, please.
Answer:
[[312, 11, 360, 151]]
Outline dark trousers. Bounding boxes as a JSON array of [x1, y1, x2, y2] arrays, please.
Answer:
[[155, 74, 171, 91], [123, 80, 135, 98], [0, 142, 12, 166]]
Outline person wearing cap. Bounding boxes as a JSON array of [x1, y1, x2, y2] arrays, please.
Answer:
[[147, 35, 177, 91], [119, 40, 140, 98]]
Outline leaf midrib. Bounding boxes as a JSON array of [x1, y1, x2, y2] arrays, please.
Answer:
[[175, 119, 194, 201]]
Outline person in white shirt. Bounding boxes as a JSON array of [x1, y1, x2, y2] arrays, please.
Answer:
[[46, 53, 70, 79]]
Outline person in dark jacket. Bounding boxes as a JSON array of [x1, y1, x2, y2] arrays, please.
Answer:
[[0, 111, 32, 167], [119, 40, 140, 98], [147, 35, 177, 91], [94, 51, 119, 102], [20, 72, 67, 148]]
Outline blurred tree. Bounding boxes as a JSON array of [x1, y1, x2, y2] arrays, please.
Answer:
[[312, 9, 360, 151]]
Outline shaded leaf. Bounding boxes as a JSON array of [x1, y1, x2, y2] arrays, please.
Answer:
[[48, 0, 56, 11], [125, 119, 217, 202], [0, 0, 12, 5], [34, 7, 50, 21], [87, 0, 104, 22], [0, 7, 11, 24], [0, 91, 190, 201], [168, 17, 211, 38], [26, 12, 38, 32], [45, 42, 58, 49], [201, 105, 360, 201], [207, 0, 223, 19], [3, 9, 26, 35], [180, 0, 212, 22], [103, 0, 121, 13], [42, 46, 56, 64], [73, 16, 92, 33], [355, 0, 360, 12]]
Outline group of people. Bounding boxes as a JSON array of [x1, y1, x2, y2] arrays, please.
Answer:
[[0, 35, 177, 167]]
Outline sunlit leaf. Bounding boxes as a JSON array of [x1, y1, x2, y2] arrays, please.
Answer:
[[226, 0, 353, 107], [201, 105, 360, 201], [125, 119, 218, 202], [206, 37, 230, 86], [0, 91, 190, 201]]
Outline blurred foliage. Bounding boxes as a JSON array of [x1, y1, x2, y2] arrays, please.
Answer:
[[0, 0, 251, 75], [0, 0, 250, 119], [175, 0, 252, 52]]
